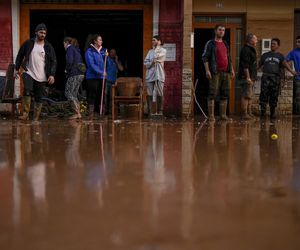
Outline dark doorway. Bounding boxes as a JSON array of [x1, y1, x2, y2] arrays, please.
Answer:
[[194, 28, 230, 115], [30, 10, 143, 91]]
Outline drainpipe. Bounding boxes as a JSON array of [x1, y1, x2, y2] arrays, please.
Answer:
[[11, 0, 20, 98], [153, 0, 159, 36]]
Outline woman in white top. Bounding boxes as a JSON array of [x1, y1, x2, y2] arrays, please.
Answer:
[[144, 35, 166, 116]]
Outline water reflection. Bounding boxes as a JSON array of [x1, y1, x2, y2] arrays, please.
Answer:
[[0, 119, 299, 249]]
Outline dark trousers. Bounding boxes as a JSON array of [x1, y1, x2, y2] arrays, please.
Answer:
[[294, 80, 300, 114], [105, 80, 114, 114], [259, 74, 280, 109], [22, 73, 46, 102], [86, 79, 104, 111]]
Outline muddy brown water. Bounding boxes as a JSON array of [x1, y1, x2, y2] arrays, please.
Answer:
[[0, 118, 300, 250]]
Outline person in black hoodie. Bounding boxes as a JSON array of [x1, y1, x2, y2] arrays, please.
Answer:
[[15, 23, 56, 121], [63, 37, 85, 120]]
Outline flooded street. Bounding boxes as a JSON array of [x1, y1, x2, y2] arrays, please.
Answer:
[[0, 118, 300, 250]]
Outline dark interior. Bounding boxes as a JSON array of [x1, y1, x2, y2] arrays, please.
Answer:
[[30, 10, 143, 92]]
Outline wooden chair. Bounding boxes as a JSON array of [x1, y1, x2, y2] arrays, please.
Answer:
[[112, 77, 144, 120], [0, 64, 21, 116]]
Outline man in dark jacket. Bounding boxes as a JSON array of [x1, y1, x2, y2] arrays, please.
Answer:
[[202, 24, 235, 122], [15, 23, 57, 121], [238, 33, 258, 120]]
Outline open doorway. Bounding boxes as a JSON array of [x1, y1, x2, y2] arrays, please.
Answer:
[[30, 10, 144, 92], [193, 15, 244, 115], [194, 28, 230, 115]]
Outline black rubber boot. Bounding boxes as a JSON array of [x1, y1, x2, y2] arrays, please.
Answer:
[[19, 96, 31, 120], [260, 105, 267, 120], [33, 103, 43, 122], [147, 96, 153, 117], [207, 100, 215, 122], [157, 96, 163, 115], [270, 106, 276, 120]]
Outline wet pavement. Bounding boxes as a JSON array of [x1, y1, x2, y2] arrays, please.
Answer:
[[0, 117, 300, 250]]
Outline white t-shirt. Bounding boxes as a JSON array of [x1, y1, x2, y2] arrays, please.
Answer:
[[26, 42, 47, 82]]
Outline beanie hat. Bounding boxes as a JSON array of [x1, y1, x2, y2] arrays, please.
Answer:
[[35, 23, 47, 32]]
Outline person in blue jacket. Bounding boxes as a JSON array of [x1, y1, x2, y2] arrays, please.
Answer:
[[85, 34, 108, 119], [105, 49, 124, 115], [63, 37, 85, 120]]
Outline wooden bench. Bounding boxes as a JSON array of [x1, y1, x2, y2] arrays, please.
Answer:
[[0, 64, 21, 116], [112, 77, 144, 120]]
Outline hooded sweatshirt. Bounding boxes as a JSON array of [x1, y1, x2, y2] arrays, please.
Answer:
[[85, 45, 106, 80], [65, 44, 84, 77]]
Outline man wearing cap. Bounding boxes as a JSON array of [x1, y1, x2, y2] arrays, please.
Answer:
[[15, 23, 57, 121]]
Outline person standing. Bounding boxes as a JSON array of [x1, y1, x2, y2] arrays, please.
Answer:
[[238, 33, 258, 120], [63, 37, 85, 120], [286, 36, 300, 114], [105, 49, 124, 115], [144, 35, 166, 116], [15, 23, 56, 121], [85, 34, 108, 120], [259, 38, 297, 120], [202, 24, 235, 122]]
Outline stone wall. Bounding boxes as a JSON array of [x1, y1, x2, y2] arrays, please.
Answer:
[[182, 69, 193, 115], [181, 0, 193, 116]]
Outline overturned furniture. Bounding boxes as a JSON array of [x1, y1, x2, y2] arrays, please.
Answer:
[[0, 63, 21, 116], [112, 77, 144, 120]]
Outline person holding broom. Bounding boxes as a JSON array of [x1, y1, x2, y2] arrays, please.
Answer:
[[85, 34, 108, 120]]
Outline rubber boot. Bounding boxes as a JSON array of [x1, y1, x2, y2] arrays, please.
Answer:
[[157, 96, 163, 115], [241, 97, 251, 120], [33, 103, 43, 122], [270, 106, 276, 120], [260, 104, 267, 120], [19, 96, 31, 120], [248, 99, 255, 118], [89, 105, 95, 120], [220, 100, 230, 121], [69, 101, 81, 120], [207, 100, 215, 122], [147, 95, 153, 117]]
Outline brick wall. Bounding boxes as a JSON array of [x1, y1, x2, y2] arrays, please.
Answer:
[[159, 0, 183, 116], [0, 0, 13, 71]]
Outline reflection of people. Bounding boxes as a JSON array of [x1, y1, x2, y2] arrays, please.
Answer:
[[15, 23, 57, 121], [144, 35, 166, 116], [85, 34, 108, 120], [63, 37, 85, 120], [202, 24, 235, 122], [105, 49, 124, 115], [259, 38, 297, 120], [238, 33, 258, 120], [65, 121, 84, 168], [286, 36, 300, 114], [143, 124, 166, 218]]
